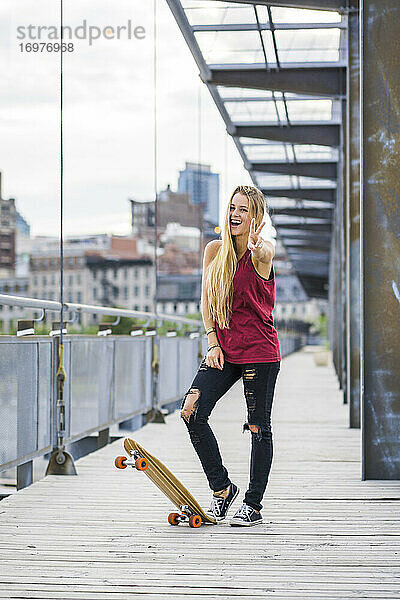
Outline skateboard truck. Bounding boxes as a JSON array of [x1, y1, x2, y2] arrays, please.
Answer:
[[168, 505, 202, 528], [114, 451, 149, 472]]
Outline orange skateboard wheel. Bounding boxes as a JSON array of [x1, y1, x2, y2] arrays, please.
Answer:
[[168, 512, 181, 526], [135, 457, 149, 471], [115, 456, 127, 469], [189, 514, 202, 528]]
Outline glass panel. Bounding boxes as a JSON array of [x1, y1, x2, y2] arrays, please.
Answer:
[[194, 30, 263, 65], [254, 174, 295, 188], [218, 87, 272, 99], [270, 8, 341, 24], [226, 101, 279, 122], [241, 141, 289, 161], [298, 177, 336, 188], [286, 100, 333, 121], [183, 1, 256, 26], [292, 145, 339, 161], [271, 29, 342, 63]]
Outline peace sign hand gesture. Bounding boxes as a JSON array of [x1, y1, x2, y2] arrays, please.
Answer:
[[247, 218, 265, 259]]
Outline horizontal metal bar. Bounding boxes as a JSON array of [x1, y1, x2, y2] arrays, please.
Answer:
[[193, 22, 346, 32], [222, 95, 333, 102], [208, 65, 346, 98], [272, 208, 333, 219], [235, 123, 341, 147], [0, 294, 203, 327], [0, 446, 52, 474], [263, 188, 336, 202], [210, 0, 349, 11], [251, 160, 338, 179]]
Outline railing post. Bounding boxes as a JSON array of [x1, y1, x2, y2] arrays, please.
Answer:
[[45, 335, 77, 475], [147, 327, 165, 424], [17, 461, 33, 491], [98, 428, 110, 449]]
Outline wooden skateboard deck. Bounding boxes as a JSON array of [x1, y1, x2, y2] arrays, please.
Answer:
[[114, 438, 216, 527]]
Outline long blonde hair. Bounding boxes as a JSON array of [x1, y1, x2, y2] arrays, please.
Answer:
[[206, 185, 267, 329]]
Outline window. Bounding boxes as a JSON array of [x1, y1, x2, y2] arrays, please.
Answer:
[[124, 268, 128, 280], [145, 285, 150, 297], [42, 276, 47, 286], [68, 258, 74, 267], [134, 304, 139, 311], [51, 275, 56, 285], [68, 275, 73, 286], [133, 285, 139, 296], [144, 304, 150, 312], [77, 291, 82, 303], [33, 276, 38, 286], [77, 274, 81, 285], [123, 286, 128, 300], [114, 270, 117, 279], [93, 288, 97, 300], [93, 270, 97, 280], [134, 268, 138, 279]]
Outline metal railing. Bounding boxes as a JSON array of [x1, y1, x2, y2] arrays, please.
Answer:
[[0, 294, 304, 490]]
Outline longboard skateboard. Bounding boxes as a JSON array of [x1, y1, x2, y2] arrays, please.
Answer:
[[114, 438, 217, 528]]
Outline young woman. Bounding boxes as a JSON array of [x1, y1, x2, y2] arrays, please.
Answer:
[[180, 185, 281, 527]]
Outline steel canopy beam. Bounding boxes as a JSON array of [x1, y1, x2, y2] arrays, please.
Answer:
[[284, 243, 331, 252], [193, 23, 346, 32], [272, 208, 333, 219], [252, 161, 337, 179], [263, 188, 336, 202], [276, 223, 332, 232], [235, 123, 340, 147], [280, 232, 332, 242], [208, 66, 346, 97], [212, 0, 348, 10]]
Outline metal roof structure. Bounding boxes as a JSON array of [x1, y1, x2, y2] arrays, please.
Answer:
[[166, 0, 349, 299]]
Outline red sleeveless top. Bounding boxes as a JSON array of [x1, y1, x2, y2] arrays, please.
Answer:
[[215, 248, 281, 363]]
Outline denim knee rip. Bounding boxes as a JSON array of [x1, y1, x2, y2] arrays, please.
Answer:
[[180, 388, 201, 425], [242, 422, 272, 442]]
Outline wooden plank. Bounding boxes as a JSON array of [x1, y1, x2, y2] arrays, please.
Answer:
[[0, 350, 399, 599]]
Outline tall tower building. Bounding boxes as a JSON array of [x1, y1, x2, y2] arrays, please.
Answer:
[[178, 162, 219, 226], [0, 173, 16, 278]]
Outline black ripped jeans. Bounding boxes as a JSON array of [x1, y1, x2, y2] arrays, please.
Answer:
[[180, 357, 280, 512]]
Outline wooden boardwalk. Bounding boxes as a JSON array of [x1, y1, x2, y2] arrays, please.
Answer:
[[1, 349, 399, 599]]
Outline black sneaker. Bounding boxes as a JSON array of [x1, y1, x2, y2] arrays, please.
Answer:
[[230, 503, 263, 526], [206, 483, 239, 522]]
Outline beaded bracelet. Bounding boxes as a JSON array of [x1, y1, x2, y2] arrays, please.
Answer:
[[206, 327, 216, 335], [207, 344, 220, 353]]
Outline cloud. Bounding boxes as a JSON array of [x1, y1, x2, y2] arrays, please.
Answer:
[[0, 0, 249, 236]]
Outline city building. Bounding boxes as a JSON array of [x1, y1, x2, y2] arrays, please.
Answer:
[[0, 173, 16, 278], [178, 162, 220, 225], [0, 276, 29, 332], [29, 252, 155, 328], [15, 211, 30, 238], [130, 186, 203, 239], [157, 273, 201, 316]]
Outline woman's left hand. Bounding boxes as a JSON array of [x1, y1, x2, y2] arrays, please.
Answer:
[[247, 218, 265, 259]]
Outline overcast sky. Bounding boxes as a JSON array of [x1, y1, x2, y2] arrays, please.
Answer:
[[0, 0, 251, 237]]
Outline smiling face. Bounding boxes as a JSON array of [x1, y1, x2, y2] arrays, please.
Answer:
[[229, 193, 252, 237]]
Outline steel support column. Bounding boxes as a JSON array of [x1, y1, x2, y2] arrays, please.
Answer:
[[361, 0, 400, 479], [346, 4, 361, 428]]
